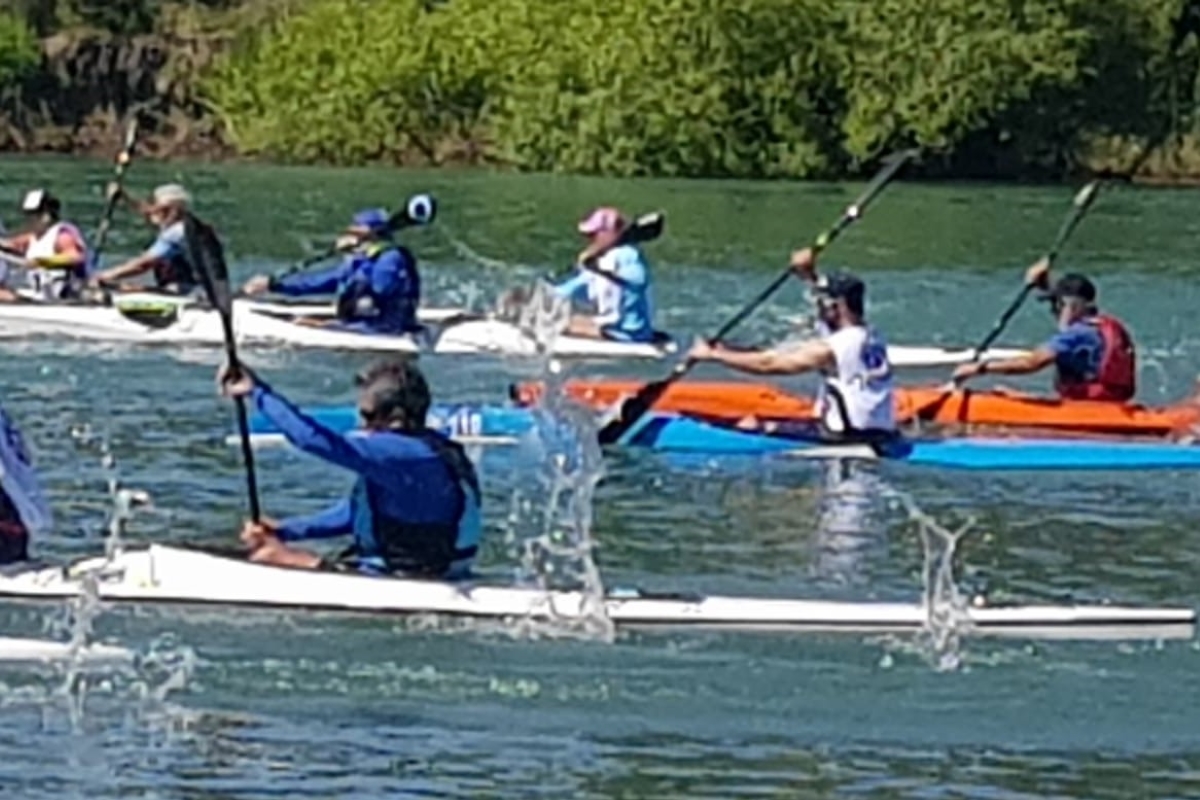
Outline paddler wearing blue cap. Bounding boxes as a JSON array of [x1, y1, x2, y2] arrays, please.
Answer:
[[241, 208, 422, 335], [951, 259, 1136, 401], [554, 206, 658, 343], [0, 403, 53, 566], [219, 359, 482, 577], [0, 189, 91, 301], [90, 183, 200, 294], [687, 248, 896, 440]]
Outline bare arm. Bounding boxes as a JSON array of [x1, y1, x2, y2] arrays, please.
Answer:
[[694, 340, 835, 376], [976, 348, 1056, 375], [953, 347, 1055, 382], [93, 253, 157, 284]]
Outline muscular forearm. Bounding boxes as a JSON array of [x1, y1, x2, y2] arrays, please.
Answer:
[[707, 348, 802, 375]]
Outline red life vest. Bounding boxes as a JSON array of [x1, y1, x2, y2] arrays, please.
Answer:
[[1055, 314, 1136, 402]]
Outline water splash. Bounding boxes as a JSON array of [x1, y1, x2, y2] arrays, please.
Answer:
[[499, 288, 614, 641], [880, 486, 976, 672]]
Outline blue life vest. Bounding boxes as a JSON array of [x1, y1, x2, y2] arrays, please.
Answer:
[[335, 243, 419, 331], [347, 429, 481, 577]]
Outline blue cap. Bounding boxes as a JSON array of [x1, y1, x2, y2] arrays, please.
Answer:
[[352, 208, 391, 234]]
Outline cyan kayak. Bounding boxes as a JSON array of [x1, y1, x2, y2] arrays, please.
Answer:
[[240, 404, 1200, 471]]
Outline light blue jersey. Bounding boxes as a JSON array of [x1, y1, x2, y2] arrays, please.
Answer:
[[554, 244, 655, 342]]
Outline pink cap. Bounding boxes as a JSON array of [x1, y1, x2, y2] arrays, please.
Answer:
[[577, 207, 625, 235]]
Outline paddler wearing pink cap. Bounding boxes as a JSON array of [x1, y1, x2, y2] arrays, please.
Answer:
[[554, 206, 657, 342]]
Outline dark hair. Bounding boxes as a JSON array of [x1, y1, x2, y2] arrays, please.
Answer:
[[355, 359, 431, 430]]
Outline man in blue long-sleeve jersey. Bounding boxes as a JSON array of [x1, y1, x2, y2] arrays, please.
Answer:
[[219, 359, 482, 578], [242, 209, 422, 335]]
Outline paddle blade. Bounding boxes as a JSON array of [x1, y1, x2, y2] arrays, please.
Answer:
[[183, 214, 233, 315], [387, 193, 438, 232], [626, 211, 665, 244], [596, 375, 676, 445]]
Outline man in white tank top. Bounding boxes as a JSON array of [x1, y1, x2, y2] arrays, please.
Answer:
[[686, 248, 896, 438], [0, 190, 90, 301]]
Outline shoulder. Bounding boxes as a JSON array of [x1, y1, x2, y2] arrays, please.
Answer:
[[158, 222, 186, 245], [608, 245, 646, 276], [1046, 321, 1099, 352], [825, 325, 866, 347], [363, 429, 442, 460]]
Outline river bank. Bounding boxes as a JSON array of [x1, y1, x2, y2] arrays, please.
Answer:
[[2, 0, 1199, 183]]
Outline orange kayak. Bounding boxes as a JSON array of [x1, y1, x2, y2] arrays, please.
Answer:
[[511, 380, 1200, 437]]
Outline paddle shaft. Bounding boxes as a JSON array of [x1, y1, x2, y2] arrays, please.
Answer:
[[92, 119, 139, 262], [913, 182, 1104, 421], [969, 180, 1101, 362], [597, 150, 916, 444], [185, 214, 262, 522], [274, 202, 430, 281]]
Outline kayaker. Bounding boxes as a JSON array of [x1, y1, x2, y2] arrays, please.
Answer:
[[90, 183, 199, 295], [686, 248, 896, 440], [951, 259, 1136, 401], [0, 190, 91, 301], [219, 359, 482, 578], [241, 209, 421, 335], [554, 207, 658, 343], [0, 404, 53, 565]]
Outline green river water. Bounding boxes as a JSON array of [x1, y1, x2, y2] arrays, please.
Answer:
[[1, 156, 1200, 798]]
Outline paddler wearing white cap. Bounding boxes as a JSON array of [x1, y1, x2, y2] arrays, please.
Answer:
[[89, 182, 199, 294], [0, 189, 91, 301]]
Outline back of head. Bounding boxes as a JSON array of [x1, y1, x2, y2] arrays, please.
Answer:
[[356, 360, 431, 431]]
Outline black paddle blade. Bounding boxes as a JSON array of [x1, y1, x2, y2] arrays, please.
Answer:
[[626, 211, 664, 244], [596, 370, 679, 445], [183, 213, 232, 314]]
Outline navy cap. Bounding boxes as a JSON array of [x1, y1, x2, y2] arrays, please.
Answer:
[[818, 272, 865, 303], [1040, 273, 1096, 303]]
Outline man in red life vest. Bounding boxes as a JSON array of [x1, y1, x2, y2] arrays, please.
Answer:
[[952, 258, 1136, 402]]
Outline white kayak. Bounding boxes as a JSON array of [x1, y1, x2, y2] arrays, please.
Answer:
[[0, 545, 1190, 641], [0, 294, 676, 359], [0, 295, 1029, 365]]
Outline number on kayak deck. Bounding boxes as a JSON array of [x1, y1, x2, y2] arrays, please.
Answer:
[[431, 407, 483, 438]]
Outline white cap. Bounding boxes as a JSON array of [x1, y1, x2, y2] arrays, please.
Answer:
[[151, 183, 191, 208], [21, 189, 47, 212]]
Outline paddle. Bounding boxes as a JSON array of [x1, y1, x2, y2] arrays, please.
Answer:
[[572, 211, 664, 288], [271, 193, 438, 283], [596, 149, 918, 445], [912, 180, 1103, 423], [182, 213, 261, 522], [92, 118, 140, 265]]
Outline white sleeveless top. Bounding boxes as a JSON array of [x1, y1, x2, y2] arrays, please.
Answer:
[[818, 324, 896, 432], [23, 222, 89, 300]]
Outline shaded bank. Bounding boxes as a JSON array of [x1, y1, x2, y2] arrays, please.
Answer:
[[1, 0, 1200, 181]]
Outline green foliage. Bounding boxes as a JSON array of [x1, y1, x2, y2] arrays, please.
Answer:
[[198, 0, 1200, 178], [0, 11, 38, 86]]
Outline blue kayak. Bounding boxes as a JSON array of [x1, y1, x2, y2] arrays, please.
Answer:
[[241, 404, 1200, 471]]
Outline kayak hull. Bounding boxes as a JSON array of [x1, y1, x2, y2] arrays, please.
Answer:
[[513, 380, 1200, 437], [0, 298, 1028, 365], [0, 298, 667, 358], [242, 403, 1200, 471], [0, 545, 1188, 640]]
